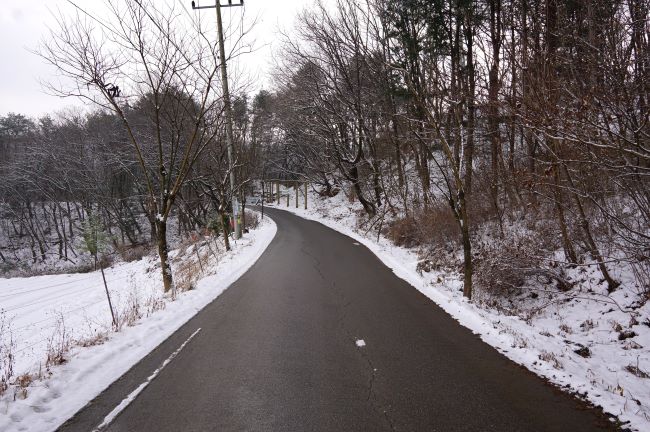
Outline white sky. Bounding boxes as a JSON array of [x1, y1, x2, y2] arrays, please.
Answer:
[[0, 0, 308, 118]]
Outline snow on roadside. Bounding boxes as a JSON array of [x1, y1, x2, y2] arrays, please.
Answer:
[[269, 189, 650, 432], [0, 214, 276, 432]]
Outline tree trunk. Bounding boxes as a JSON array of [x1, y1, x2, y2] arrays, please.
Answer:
[[552, 157, 578, 264], [219, 209, 231, 251], [460, 198, 473, 300], [464, 5, 476, 195], [155, 220, 174, 293], [52, 204, 64, 259], [349, 164, 376, 216], [561, 164, 619, 291], [488, 0, 504, 233]]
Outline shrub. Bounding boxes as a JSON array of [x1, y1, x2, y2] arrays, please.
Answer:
[[243, 210, 260, 230], [116, 243, 149, 262], [97, 253, 115, 269], [473, 220, 572, 299], [386, 203, 460, 250]]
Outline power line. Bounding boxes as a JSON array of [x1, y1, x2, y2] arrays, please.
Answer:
[[0, 274, 100, 299], [1, 274, 131, 312], [13, 296, 113, 332], [191, 0, 244, 241]]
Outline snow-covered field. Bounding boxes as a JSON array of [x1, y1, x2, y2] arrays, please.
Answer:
[[0, 214, 277, 432], [269, 188, 650, 432]]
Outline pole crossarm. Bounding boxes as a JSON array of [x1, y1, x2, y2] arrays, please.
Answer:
[[191, 1, 244, 10]]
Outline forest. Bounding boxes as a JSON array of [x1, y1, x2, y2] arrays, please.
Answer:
[[1, 0, 648, 303]]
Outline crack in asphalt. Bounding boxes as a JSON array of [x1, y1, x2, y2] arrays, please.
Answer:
[[333, 283, 396, 432], [299, 244, 326, 281], [300, 241, 396, 432]]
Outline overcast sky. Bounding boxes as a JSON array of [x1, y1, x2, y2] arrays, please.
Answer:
[[0, 0, 307, 118]]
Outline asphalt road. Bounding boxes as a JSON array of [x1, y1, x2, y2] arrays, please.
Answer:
[[58, 208, 617, 432]]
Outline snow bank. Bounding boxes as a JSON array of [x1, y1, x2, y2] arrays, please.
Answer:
[[0, 215, 276, 432], [269, 190, 650, 432]]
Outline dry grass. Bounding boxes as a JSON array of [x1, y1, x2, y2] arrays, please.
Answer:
[[14, 373, 34, 399], [625, 364, 650, 379], [118, 276, 166, 328], [76, 332, 109, 348], [539, 351, 563, 369], [175, 251, 205, 292], [45, 314, 71, 370], [172, 230, 214, 292], [118, 288, 142, 329], [580, 319, 595, 332], [145, 295, 166, 317], [0, 313, 15, 396]]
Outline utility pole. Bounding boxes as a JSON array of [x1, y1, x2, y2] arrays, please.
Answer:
[[191, 0, 243, 239]]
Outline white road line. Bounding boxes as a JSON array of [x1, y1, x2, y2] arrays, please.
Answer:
[[92, 328, 202, 432]]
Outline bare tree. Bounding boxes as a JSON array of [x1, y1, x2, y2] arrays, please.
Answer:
[[37, 0, 233, 292]]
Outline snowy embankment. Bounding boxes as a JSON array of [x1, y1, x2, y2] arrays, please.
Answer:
[[269, 190, 650, 432], [0, 214, 276, 432]]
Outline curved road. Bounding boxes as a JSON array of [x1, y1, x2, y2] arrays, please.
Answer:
[[59, 208, 616, 432]]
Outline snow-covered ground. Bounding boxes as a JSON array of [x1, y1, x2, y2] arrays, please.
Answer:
[[0, 214, 277, 432], [269, 187, 650, 432]]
